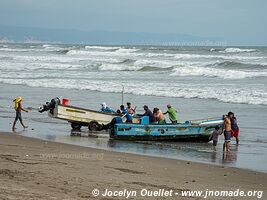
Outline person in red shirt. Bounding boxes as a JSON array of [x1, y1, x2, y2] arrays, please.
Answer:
[[126, 102, 136, 115], [12, 96, 28, 131]]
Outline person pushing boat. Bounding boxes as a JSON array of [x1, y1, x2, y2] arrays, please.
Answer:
[[101, 110, 123, 130], [153, 108, 166, 124], [209, 126, 223, 150], [223, 114, 232, 152], [163, 104, 178, 124], [228, 112, 239, 145]]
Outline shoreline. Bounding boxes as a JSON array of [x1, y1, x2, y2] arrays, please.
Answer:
[[1, 82, 267, 173], [0, 132, 266, 199]]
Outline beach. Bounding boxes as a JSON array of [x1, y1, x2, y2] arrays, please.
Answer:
[[0, 43, 267, 199], [1, 0, 267, 199], [0, 132, 266, 200]]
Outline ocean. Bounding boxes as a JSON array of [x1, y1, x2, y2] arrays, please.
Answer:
[[0, 43, 266, 172]]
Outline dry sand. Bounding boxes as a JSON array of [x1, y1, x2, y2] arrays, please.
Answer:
[[0, 132, 266, 200]]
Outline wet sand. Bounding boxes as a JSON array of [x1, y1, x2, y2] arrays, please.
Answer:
[[0, 132, 266, 200]]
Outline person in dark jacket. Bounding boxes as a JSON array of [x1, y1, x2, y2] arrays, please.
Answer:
[[137, 105, 155, 123]]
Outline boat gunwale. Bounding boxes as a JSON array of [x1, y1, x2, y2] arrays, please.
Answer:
[[57, 104, 118, 116], [114, 121, 223, 128]]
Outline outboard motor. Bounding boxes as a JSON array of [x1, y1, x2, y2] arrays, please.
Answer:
[[39, 97, 60, 114]]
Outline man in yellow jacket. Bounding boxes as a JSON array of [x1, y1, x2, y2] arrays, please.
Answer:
[[12, 96, 28, 131]]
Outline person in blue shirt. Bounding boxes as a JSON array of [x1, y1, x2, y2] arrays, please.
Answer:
[[99, 102, 115, 113], [120, 105, 133, 123]]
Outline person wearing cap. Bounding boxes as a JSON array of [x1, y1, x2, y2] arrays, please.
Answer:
[[137, 105, 155, 123], [12, 96, 29, 131], [99, 102, 115, 113], [163, 104, 178, 124]]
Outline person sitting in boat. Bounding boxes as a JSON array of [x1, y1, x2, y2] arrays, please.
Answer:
[[120, 105, 133, 123], [126, 102, 136, 115], [137, 105, 155, 123], [163, 104, 178, 124], [99, 102, 115, 113], [153, 108, 166, 124]]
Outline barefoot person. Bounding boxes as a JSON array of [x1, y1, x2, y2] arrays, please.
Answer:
[[12, 96, 28, 131], [223, 114, 232, 152], [228, 112, 239, 145], [209, 126, 223, 151]]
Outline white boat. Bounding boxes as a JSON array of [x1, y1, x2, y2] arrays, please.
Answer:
[[45, 103, 139, 130]]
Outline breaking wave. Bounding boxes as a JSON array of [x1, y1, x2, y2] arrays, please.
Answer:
[[97, 64, 174, 72], [220, 48, 257, 53], [85, 45, 120, 51], [213, 60, 267, 69], [0, 78, 266, 105], [1, 43, 267, 105], [171, 65, 267, 79], [138, 66, 174, 71]]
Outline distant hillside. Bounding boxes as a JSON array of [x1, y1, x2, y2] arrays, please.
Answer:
[[0, 25, 224, 45]]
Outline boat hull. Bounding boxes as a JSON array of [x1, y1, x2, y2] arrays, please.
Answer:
[[51, 104, 116, 124], [110, 118, 223, 142], [110, 133, 211, 142], [49, 104, 140, 128]]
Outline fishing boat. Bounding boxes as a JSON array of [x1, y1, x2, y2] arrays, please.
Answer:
[[39, 97, 139, 130], [110, 117, 224, 142], [50, 104, 118, 130]]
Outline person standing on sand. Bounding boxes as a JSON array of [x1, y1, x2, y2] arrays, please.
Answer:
[[223, 114, 232, 152], [12, 96, 28, 131], [209, 126, 223, 151], [228, 112, 239, 145]]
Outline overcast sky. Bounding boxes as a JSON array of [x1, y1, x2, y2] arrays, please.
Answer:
[[0, 0, 266, 45]]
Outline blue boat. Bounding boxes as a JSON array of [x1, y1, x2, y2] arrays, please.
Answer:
[[110, 117, 224, 142]]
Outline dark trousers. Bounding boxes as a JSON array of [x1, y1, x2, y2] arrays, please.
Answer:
[[15, 111, 23, 123]]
